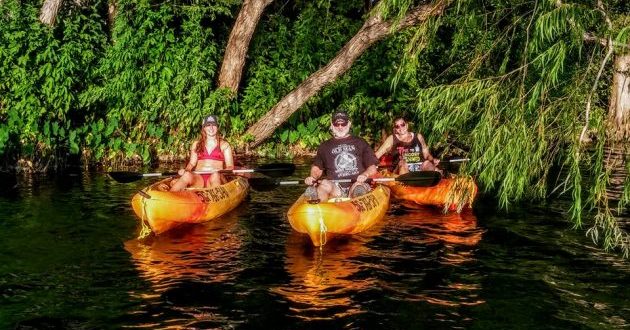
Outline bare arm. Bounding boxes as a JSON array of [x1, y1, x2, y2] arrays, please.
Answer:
[[362, 164, 377, 177], [179, 142, 199, 175], [305, 165, 323, 185], [417, 133, 437, 163], [222, 142, 234, 170], [374, 135, 394, 159]]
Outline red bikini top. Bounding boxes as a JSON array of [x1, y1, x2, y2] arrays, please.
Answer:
[[197, 145, 225, 161]]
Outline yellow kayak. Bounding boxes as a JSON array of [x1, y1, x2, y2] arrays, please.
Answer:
[[286, 185, 390, 246], [131, 176, 249, 236]]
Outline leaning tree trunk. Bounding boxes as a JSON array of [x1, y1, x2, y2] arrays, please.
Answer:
[[244, 0, 449, 147], [605, 53, 630, 202], [39, 0, 62, 26], [108, 0, 117, 31], [607, 53, 630, 142], [217, 0, 274, 94]]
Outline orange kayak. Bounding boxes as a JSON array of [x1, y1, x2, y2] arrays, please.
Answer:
[[131, 176, 249, 236], [287, 185, 390, 246], [386, 174, 477, 212]]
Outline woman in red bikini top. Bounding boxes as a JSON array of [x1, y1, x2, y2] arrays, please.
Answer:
[[170, 115, 234, 191]]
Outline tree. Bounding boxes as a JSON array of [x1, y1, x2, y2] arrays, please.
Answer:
[[217, 0, 274, 94], [244, 0, 450, 147], [400, 0, 629, 255]]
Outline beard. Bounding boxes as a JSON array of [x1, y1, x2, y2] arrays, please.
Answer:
[[332, 125, 350, 138]]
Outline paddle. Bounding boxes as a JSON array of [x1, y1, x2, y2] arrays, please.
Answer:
[[108, 163, 296, 183], [248, 171, 442, 192], [379, 157, 469, 169], [439, 157, 470, 173]]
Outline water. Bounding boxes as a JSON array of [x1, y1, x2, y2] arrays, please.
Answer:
[[0, 165, 629, 329]]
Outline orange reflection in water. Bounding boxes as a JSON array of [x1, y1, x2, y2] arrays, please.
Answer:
[[124, 213, 243, 290], [393, 206, 486, 307], [394, 207, 483, 245], [271, 233, 377, 321]]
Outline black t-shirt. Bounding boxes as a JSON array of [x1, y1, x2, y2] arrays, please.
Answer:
[[313, 135, 379, 185]]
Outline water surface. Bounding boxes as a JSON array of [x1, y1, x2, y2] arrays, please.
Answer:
[[0, 166, 628, 329]]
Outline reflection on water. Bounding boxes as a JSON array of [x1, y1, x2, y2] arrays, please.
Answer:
[[272, 206, 486, 326], [124, 213, 245, 329], [272, 234, 376, 321], [380, 207, 485, 311], [395, 207, 483, 264], [125, 214, 243, 287], [2, 170, 630, 329]]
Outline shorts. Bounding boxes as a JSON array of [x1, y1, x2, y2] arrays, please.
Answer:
[[334, 183, 351, 198], [407, 162, 422, 172]]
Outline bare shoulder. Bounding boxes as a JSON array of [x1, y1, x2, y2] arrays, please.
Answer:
[[190, 140, 199, 150], [220, 140, 233, 150]]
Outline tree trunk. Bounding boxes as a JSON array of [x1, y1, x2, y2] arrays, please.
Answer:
[[604, 53, 629, 202], [108, 0, 117, 30], [39, 0, 62, 27], [244, 1, 449, 147], [217, 0, 274, 94], [607, 53, 630, 142]]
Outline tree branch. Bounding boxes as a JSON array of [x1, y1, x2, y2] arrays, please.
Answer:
[[244, 0, 450, 147]]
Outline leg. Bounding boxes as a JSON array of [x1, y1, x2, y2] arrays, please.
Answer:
[[397, 159, 410, 175], [421, 160, 442, 173], [316, 180, 342, 201], [169, 172, 204, 191], [349, 182, 371, 198], [208, 172, 223, 187]]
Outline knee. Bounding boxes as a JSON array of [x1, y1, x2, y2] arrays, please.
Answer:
[[351, 183, 371, 198], [180, 172, 194, 182], [422, 160, 435, 171], [318, 180, 334, 192]]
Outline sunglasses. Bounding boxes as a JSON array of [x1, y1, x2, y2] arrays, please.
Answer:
[[394, 122, 406, 129], [333, 121, 348, 127]]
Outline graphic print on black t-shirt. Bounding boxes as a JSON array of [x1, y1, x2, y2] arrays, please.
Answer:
[[332, 143, 359, 178]]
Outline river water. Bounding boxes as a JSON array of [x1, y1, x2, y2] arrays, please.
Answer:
[[0, 163, 629, 329]]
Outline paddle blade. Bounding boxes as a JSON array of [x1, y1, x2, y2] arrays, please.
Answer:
[[108, 171, 144, 183], [254, 163, 296, 177], [396, 171, 442, 187], [248, 177, 282, 191]]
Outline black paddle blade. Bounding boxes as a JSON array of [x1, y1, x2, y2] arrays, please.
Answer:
[[248, 177, 281, 191], [254, 163, 296, 177], [108, 171, 144, 183], [396, 171, 442, 187]]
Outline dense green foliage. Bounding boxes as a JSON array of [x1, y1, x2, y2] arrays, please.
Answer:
[[0, 0, 405, 167], [0, 0, 628, 254], [392, 0, 630, 254]]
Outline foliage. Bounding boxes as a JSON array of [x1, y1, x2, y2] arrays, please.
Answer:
[[387, 0, 630, 255], [0, 0, 628, 255], [0, 0, 108, 170]]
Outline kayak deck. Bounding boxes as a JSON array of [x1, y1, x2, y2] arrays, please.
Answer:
[[131, 176, 249, 236], [287, 185, 390, 246]]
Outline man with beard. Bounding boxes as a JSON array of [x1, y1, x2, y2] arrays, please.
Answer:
[[304, 111, 379, 201]]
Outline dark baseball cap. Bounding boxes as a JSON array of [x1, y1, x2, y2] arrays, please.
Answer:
[[202, 115, 219, 127], [332, 111, 349, 124]]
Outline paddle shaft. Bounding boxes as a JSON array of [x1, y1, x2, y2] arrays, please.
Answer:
[[264, 177, 406, 185], [110, 162, 296, 183]]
